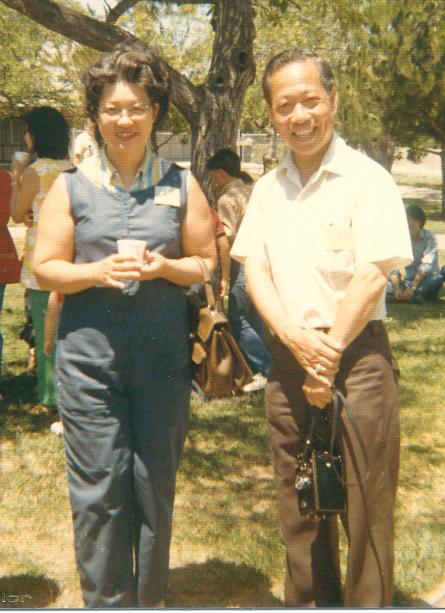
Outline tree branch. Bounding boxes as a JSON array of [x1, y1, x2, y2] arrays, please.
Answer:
[[0, 0, 138, 50], [0, 0, 203, 123], [106, 0, 140, 24]]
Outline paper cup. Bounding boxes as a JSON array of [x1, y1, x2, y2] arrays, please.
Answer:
[[117, 239, 146, 266], [13, 151, 30, 164]]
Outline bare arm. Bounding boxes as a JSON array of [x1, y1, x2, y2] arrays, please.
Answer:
[[34, 174, 217, 293], [244, 256, 342, 386], [33, 175, 145, 293], [9, 157, 39, 223], [303, 260, 391, 407], [216, 234, 231, 299]]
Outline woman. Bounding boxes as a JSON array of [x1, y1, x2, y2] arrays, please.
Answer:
[[387, 204, 443, 302], [10, 107, 72, 414], [0, 169, 21, 398], [33, 45, 216, 607]]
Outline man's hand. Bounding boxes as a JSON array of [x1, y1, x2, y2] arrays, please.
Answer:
[[286, 328, 342, 385], [302, 374, 334, 408]]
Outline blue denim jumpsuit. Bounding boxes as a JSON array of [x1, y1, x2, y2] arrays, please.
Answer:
[[56, 164, 191, 607]]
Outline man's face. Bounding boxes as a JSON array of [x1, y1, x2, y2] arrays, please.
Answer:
[[266, 59, 338, 171], [208, 168, 226, 192]]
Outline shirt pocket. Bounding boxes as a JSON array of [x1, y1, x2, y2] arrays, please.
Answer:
[[314, 226, 355, 274]]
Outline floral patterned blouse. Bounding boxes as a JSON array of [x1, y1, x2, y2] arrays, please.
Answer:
[[21, 157, 72, 290]]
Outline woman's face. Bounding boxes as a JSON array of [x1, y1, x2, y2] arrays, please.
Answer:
[[24, 128, 34, 153], [96, 81, 159, 164]]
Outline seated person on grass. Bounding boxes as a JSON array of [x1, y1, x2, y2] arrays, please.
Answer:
[[387, 204, 443, 302]]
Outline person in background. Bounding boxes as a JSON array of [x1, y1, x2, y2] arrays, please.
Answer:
[[232, 49, 413, 606], [73, 117, 99, 165], [207, 149, 271, 392], [10, 106, 72, 415], [191, 207, 230, 303], [0, 169, 21, 399], [387, 204, 443, 302], [33, 44, 216, 607]]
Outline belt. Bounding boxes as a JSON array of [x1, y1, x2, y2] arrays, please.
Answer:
[[315, 320, 383, 337]]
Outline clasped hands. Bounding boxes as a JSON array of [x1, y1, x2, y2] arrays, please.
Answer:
[[95, 250, 165, 289], [289, 328, 343, 409]]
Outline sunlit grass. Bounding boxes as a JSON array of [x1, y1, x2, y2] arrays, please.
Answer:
[[2, 201, 445, 605]]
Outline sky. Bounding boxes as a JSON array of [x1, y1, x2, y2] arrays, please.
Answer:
[[76, 0, 105, 16]]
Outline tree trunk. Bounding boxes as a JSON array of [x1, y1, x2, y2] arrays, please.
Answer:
[[187, 0, 256, 198], [441, 143, 445, 218]]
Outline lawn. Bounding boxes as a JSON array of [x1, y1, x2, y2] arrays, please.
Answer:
[[1, 179, 445, 607]]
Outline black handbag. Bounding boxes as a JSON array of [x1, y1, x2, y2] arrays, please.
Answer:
[[186, 256, 253, 396], [295, 389, 369, 518]]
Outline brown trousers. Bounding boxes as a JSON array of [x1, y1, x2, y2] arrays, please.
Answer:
[[265, 321, 400, 607]]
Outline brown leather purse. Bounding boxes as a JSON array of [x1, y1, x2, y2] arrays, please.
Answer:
[[186, 256, 253, 396]]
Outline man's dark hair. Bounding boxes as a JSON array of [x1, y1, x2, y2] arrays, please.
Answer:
[[82, 43, 170, 145], [206, 148, 241, 178], [262, 49, 335, 106], [406, 204, 426, 228], [24, 107, 70, 160]]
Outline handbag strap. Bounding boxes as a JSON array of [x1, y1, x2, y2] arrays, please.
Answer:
[[191, 255, 216, 309], [331, 387, 370, 486], [304, 388, 370, 486]]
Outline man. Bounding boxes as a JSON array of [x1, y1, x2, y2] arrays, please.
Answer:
[[232, 50, 413, 606], [73, 118, 98, 165], [387, 204, 443, 302], [207, 149, 271, 391]]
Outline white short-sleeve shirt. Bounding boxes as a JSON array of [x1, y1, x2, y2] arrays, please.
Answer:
[[231, 133, 413, 329]]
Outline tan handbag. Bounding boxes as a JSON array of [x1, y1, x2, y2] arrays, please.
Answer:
[[187, 256, 253, 396]]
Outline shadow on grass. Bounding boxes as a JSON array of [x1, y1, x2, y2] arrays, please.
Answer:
[[386, 298, 445, 325], [0, 574, 60, 608], [0, 372, 59, 440], [167, 558, 282, 607], [394, 584, 433, 607]]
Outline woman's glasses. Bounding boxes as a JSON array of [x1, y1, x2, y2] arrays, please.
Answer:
[[98, 105, 152, 119]]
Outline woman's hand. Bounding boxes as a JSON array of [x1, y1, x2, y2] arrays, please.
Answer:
[[139, 251, 167, 280], [11, 155, 29, 181], [94, 254, 143, 289]]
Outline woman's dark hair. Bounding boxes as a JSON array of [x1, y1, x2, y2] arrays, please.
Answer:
[[262, 49, 335, 106], [82, 44, 170, 145], [406, 204, 426, 228], [24, 107, 70, 160]]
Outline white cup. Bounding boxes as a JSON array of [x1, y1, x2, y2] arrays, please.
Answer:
[[13, 151, 30, 164], [117, 239, 146, 266]]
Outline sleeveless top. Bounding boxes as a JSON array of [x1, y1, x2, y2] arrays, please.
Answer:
[[21, 157, 72, 289], [63, 162, 188, 271]]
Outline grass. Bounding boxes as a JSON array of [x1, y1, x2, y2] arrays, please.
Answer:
[[2, 177, 445, 607]]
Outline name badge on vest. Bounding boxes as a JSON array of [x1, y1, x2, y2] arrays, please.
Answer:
[[154, 185, 181, 207]]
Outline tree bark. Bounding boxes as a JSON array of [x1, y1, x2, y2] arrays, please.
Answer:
[[0, 0, 256, 196], [441, 144, 445, 218]]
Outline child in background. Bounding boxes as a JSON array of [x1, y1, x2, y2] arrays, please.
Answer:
[[44, 291, 64, 434]]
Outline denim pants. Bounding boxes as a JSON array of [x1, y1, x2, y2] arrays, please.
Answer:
[[228, 261, 271, 377]]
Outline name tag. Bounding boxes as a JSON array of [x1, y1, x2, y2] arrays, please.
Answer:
[[326, 226, 354, 251], [154, 185, 181, 207]]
